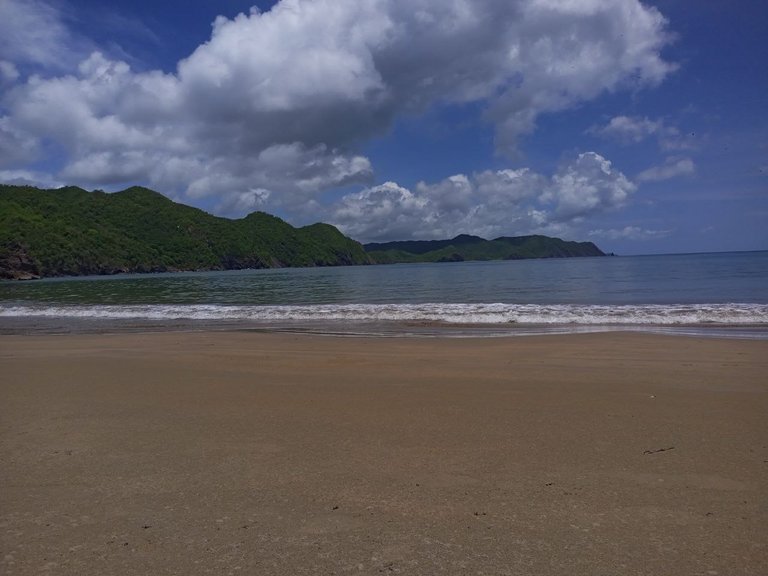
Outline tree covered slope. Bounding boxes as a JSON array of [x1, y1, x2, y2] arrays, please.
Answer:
[[364, 234, 606, 263], [0, 185, 371, 279]]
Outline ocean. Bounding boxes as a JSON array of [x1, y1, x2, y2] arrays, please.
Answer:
[[1, 251, 767, 338]]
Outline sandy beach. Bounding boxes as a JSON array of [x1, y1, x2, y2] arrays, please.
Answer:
[[1, 331, 766, 575]]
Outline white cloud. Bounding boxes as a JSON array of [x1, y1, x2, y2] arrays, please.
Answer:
[[590, 115, 696, 151], [544, 152, 636, 220], [416, 174, 474, 211], [0, 0, 673, 227], [0, 0, 94, 72], [330, 182, 431, 241], [475, 168, 542, 204], [636, 157, 695, 182], [215, 188, 272, 215], [178, 4, 389, 114], [182, 143, 374, 211], [330, 153, 635, 242], [590, 116, 664, 143], [5, 52, 182, 153], [0, 169, 63, 189], [589, 226, 671, 240], [0, 117, 39, 168]]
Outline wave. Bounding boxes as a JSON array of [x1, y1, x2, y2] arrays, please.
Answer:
[[2, 302, 768, 325]]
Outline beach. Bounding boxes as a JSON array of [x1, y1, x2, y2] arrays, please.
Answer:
[[1, 331, 766, 575]]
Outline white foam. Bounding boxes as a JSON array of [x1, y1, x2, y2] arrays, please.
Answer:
[[2, 302, 768, 325]]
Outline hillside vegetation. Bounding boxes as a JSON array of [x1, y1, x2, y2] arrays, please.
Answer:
[[365, 233, 606, 263], [1, 185, 607, 280], [0, 185, 371, 279]]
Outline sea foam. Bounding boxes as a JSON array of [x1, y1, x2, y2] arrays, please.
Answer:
[[2, 302, 767, 325]]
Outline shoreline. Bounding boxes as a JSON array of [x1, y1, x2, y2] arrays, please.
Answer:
[[1, 248, 765, 282], [2, 315, 768, 339], [2, 331, 767, 574]]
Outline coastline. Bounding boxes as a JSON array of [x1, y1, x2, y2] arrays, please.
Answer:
[[2, 313, 768, 339], [2, 331, 766, 574]]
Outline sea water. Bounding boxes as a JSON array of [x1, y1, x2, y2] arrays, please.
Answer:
[[1, 251, 767, 337]]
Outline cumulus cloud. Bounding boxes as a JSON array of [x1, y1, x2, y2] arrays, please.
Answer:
[[330, 153, 634, 241], [330, 182, 432, 241], [590, 115, 696, 151], [215, 188, 272, 215], [0, 0, 673, 228], [544, 152, 636, 220], [636, 157, 695, 182], [182, 143, 374, 208]]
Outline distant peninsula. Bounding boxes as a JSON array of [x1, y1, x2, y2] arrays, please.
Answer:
[[365, 234, 605, 263], [1, 184, 606, 280]]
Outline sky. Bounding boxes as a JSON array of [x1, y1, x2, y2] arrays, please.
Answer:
[[0, 0, 766, 254]]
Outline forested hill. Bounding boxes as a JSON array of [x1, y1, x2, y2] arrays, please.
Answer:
[[0, 185, 371, 279], [364, 234, 606, 263]]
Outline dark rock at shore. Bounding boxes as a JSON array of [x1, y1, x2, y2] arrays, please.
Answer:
[[0, 243, 40, 280]]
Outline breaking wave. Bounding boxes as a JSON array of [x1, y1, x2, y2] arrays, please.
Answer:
[[3, 302, 767, 325]]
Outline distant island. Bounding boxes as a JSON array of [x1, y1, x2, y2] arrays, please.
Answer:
[[365, 234, 605, 263], [0, 184, 605, 280]]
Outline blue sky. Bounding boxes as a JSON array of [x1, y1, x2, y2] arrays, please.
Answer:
[[0, 0, 766, 254]]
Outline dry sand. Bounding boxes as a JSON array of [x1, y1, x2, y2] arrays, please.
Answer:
[[1, 331, 767, 575]]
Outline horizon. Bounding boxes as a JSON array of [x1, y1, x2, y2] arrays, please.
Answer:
[[1, 0, 766, 255]]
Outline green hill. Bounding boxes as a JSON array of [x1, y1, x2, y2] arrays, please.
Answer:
[[364, 234, 606, 263], [0, 184, 371, 279]]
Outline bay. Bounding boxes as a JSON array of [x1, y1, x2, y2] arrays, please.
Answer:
[[1, 251, 767, 337]]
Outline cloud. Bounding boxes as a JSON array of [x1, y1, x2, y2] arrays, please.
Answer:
[[330, 182, 432, 241], [0, 0, 95, 72], [590, 115, 664, 144], [589, 226, 672, 240], [543, 152, 636, 220], [0, 117, 39, 168], [329, 153, 634, 242], [0, 169, 63, 189], [181, 143, 375, 210], [0, 0, 673, 224], [215, 188, 272, 215], [0, 61, 20, 85], [636, 157, 695, 182], [590, 115, 696, 151]]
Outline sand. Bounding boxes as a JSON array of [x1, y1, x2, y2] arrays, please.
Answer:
[[1, 331, 767, 575]]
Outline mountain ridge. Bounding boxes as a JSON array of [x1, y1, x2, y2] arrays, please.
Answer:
[[1, 184, 607, 280], [364, 234, 606, 263], [0, 184, 371, 279]]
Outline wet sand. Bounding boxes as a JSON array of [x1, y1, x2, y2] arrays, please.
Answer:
[[1, 331, 767, 575]]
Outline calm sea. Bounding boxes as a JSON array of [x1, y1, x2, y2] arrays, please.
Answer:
[[1, 251, 767, 337]]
